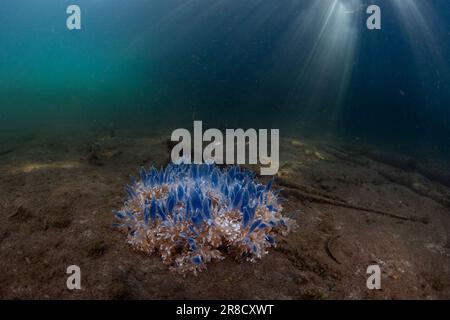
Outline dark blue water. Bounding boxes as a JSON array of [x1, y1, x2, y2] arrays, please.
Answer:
[[0, 0, 449, 158]]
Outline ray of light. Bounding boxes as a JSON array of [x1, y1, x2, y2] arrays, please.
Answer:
[[390, 0, 446, 66], [274, 0, 363, 131]]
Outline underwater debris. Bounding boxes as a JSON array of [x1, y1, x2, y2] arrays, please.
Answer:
[[114, 163, 296, 275], [291, 139, 305, 148]]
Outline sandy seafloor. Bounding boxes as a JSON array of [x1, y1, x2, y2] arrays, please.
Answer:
[[0, 127, 449, 299]]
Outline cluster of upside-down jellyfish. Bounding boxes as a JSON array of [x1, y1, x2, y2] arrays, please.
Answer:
[[114, 163, 296, 275]]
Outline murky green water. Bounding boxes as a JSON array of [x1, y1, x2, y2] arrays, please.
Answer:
[[1, 0, 449, 159]]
